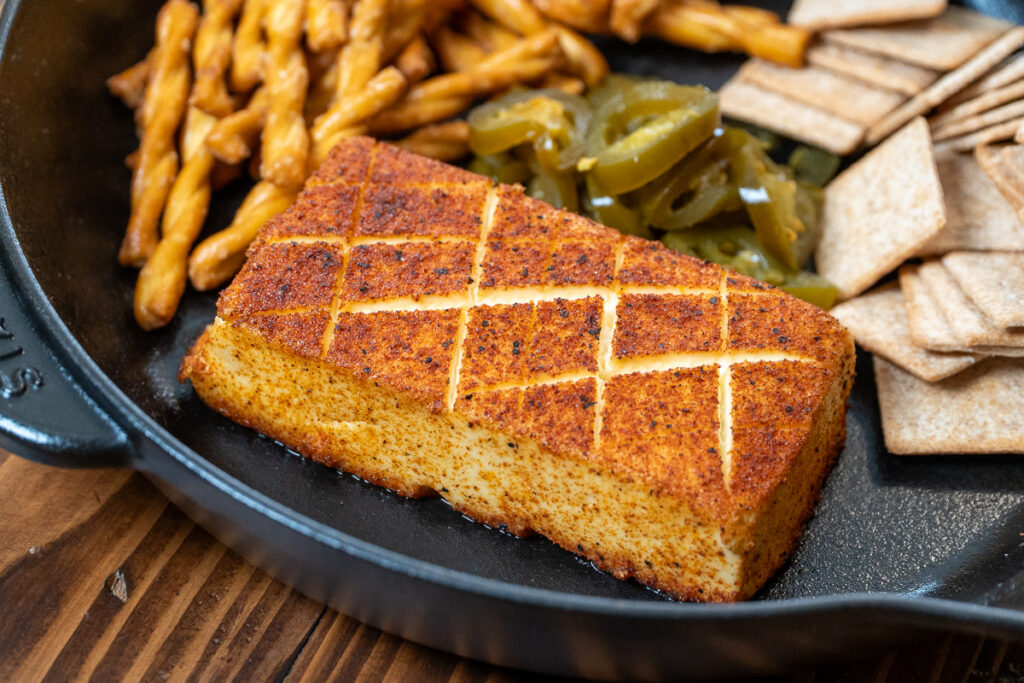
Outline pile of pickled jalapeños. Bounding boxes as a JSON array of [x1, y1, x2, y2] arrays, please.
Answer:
[[466, 76, 841, 308]]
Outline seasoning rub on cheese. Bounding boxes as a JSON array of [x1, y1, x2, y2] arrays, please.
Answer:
[[180, 137, 855, 601]]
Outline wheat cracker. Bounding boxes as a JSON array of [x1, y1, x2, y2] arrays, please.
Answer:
[[824, 6, 1012, 71], [941, 53, 1024, 110], [788, 0, 946, 32], [815, 118, 945, 300], [976, 143, 1024, 220], [918, 148, 1024, 254], [936, 118, 1022, 152], [917, 259, 1024, 348], [719, 79, 865, 155], [737, 60, 905, 127], [932, 99, 1024, 142], [805, 43, 939, 96], [866, 27, 1024, 145], [830, 283, 977, 381], [942, 251, 1024, 329], [929, 79, 1024, 129], [874, 355, 1024, 454], [900, 263, 963, 350]]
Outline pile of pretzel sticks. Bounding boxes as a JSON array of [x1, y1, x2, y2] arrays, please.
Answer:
[[108, 0, 809, 330]]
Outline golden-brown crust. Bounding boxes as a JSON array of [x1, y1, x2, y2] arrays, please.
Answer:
[[183, 137, 856, 601]]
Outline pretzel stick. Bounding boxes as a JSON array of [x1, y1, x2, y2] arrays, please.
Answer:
[[394, 35, 435, 84], [431, 25, 487, 72], [311, 66, 407, 163], [231, 0, 267, 92], [119, 0, 199, 267], [555, 26, 607, 87], [646, 3, 808, 68], [461, 11, 519, 51], [206, 86, 270, 163], [335, 0, 389, 100], [369, 94, 471, 132], [468, 0, 547, 35], [306, 0, 349, 52], [187, 180, 297, 290], [381, 0, 431, 63], [405, 30, 558, 101], [537, 71, 585, 94], [192, 0, 244, 116], [260, 0, 311, 189], [394, 120, 470, 160], [610, 0, 659, 42], [107, 51, 153, 111], [411, 55, 559, 101], [135, 107, 219, 330], [305, 54, 340, 123]]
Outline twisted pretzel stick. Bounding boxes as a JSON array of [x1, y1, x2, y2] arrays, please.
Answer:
[[311, 66, 407, 163], [187, 180, 298, 290], [430, 25, 486, 73], [118, 0, 198, 268], [394, 120, 470, 161], [135, 107, 219, 330], [231, 0, 268, 92], [468, 0, 547, 36], [381, 0, 430, 63], [555, 25, 607, 87], [405, 29, 558, 101], [306, 0, 349, 52], [370, 30, 559, 133], [334, 0, 388, 100], [192, 0, 245, 116], [394, 35, 434, 85], [260, 0, 311, 189], [206, 86, 270, 163], [107, 51, 153, 112], [461, 11, 519, 51]]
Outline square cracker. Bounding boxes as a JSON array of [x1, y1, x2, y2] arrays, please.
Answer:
[[976, 143, 1024, 224], [718, 79, 865, 155], [900, 263, 962, 351], [737, 60, 905, 127], [805, 43, 940, 96], [866, 27, 1024, 145], [942, 251, 1024, 328], [929, 80, 1024, 130], [933, 117, 1022, 153], [788, 0, 946, 32], [824, 6, 1012, 71], [830, 283, 977, 381], [916, 259, 1024, 349], [815, 117, 945, 300], [917, 148, 1024, 255], [901, 263, 1024, 356], [940, 53, 1024, 110], [874, 355, 1024, 454], [931, 99, 1024, 143]]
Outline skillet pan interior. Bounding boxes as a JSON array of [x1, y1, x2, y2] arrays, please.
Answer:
[[1, 0, 1024, 608]]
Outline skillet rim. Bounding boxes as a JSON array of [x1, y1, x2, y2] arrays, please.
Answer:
[[1, 0, 1024, 639]]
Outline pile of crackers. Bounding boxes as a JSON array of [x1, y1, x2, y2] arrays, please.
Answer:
[[719, 1, 1024, 155], [816, 117, 1024, 455]]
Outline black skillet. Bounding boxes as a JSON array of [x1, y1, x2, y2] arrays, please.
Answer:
[[2, 0, 1024, 679]]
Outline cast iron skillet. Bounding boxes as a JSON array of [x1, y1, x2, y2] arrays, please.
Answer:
[[2, 0, 1024, 678]]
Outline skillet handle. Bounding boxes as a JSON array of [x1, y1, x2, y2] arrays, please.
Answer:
[[0, 264, 130, 469]]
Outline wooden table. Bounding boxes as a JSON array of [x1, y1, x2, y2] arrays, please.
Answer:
[[0, 450, 1021, 682]]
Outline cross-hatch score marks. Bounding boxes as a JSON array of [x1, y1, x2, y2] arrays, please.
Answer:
[[253, 161, 815, 490]]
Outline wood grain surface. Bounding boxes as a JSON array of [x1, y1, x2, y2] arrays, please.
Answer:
[[0, 452, 1022, 682]]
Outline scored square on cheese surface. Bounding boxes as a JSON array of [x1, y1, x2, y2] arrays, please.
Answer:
[[181, 137, 855, 602]]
